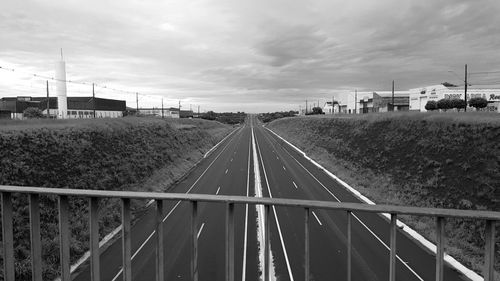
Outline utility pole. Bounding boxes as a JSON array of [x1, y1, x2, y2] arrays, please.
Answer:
[[332, 96, 334, 114], [464, 64, 468, 112], [392, 80, 395, 112], [355, 89, 357, 114], [198, 105, 200, 117], [178, 100, 181, 118], [136, 92, 139, 114], [92, 83, 96, 118], [161, 98, 164, 118], [46, 80, 50, 118], [305, 100, 308, 114]]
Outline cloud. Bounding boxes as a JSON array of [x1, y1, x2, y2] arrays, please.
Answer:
[[1, 0, 500, 112]]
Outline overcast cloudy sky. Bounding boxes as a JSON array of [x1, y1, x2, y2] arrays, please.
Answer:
[[1, 0, 500, 112]]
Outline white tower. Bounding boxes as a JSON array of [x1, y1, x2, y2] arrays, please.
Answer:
[[56, 49, 68, 119]]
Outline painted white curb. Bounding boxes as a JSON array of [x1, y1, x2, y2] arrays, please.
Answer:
[[266, 127, 483, 281], [65, 126, 239, 280]]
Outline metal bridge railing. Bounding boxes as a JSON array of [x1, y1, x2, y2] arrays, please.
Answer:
[[0, 185, 499, 281]]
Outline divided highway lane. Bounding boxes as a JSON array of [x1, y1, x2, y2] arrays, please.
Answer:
[[252, 122, 468, 281], [73, 122, 259, 281]]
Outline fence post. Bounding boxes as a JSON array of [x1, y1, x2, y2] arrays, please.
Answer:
[[89, 197, 100, 281], [435, 217, 445, 281], [389, 214, 397, 281], [121, 198, 132, 281], [155, 200, 164, 281], [191, 201, 198, 281], [30, 194, 43, 281], [304, 208, 310, 281], [226, 203, 235, 281], [347, 211, 352, 281], [484, 220, 496, 281], [59, 195, 71, 281], [264, 204, 270, 281], [2, 192, 15, 281]]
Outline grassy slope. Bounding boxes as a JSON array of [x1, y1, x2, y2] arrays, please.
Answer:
[[268, 112, 500, 278], [0, 117, 231, 280]]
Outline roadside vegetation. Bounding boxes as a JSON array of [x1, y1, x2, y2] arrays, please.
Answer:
[[268, 112, 500, 278], [258, 111, 298, 123], [200, 111, 246, 124], [0, 117, 231, 280]]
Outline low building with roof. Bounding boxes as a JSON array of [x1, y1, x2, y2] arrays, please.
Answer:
[[0, 96, 126, 119]]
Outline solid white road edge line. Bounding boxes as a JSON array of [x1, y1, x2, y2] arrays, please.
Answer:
[[69, 126, 242, 277], [312, 211, 323, 226], [242, 137, 251, 281], [255, 129, 294, 281], [252, 128, 277, 281], [109, 127, 241, 281], [265, 127, 482, 281], [204, 126, 240, 158], [270, 132, 424, 281]]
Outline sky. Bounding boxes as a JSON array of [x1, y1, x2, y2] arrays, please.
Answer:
[[1, 0, 500, 112]]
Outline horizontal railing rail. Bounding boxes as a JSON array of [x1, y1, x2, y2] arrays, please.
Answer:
[[0, 185, 498, 281]]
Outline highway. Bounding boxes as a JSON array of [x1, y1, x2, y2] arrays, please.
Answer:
[[74, 115, 470, 281]]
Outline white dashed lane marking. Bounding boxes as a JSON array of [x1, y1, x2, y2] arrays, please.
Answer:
[[225, 169, 228, 174], [292, 181, 298, 189], [312, 211, 323, 226], [282, 166, 286, 171], [197, 223, 205, 239], [216, 186, 221, 195]]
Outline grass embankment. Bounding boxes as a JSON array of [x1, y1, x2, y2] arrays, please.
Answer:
[[268, 112, 500, 278], [0, 117, 231, 280]]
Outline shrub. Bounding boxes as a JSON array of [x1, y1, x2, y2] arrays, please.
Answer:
[[23, 107, 44, 119], [468, 97, 488, 110], [424, 101, 438, 111], [312, 107, 324, 115], [437, 99, 453, 111], [450, 99, 467, 110]]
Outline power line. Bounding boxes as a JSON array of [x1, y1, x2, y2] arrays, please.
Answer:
[[0, 64, 165, 99]]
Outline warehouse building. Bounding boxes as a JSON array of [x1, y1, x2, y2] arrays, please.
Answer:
[[409, 84, 500, 112], [0, 96, 126, 119]]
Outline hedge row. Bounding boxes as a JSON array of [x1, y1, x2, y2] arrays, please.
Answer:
[[0, 117, 230, 280]]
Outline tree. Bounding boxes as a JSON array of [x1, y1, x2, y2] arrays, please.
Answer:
[[311, 107, 324, 115], [437, 99, 453, 111], [23, 107, 44, 119], [450, 99, 466, 110], [441, 82, 458, 87], [201, 111, 217, 120], [424, 100, 437, 111], [468, 97, 488, 110]]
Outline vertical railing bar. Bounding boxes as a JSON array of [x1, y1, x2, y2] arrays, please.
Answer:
[[29, 193, 43, 281], [226, 203, 235, 281], [435, 217, 445, 281], [484, 220, 496, 281], [2, 192, 15, 281], [347, 211, 352, 281], [264, 204, 270, 281], [389, 213, 397, 281], [191, 201, 198, 281], [304, 208, 310, 281], [121, 198, 132, 281], [59, 195, 71, 281], [89, 197, 100, 281], [155, 199, 164, 281]]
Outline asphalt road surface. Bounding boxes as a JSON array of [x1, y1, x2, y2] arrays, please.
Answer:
[[74, 115, 469, 281]]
